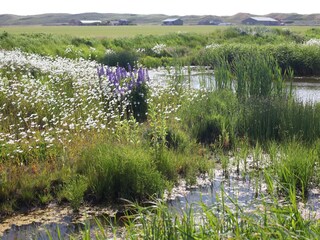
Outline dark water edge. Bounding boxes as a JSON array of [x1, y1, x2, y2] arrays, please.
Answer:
[[0, 204, 122, 239]]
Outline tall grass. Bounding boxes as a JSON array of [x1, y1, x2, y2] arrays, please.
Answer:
[[238, 98, 320, 143], [206, 51, 320, 144], [273, 141, 318, 198], [179, 89, 239, 148], [202, 42, 320, 77], [77, 142, 166, 202], [80, 195, 320, 239], [232, 52, 288, 100]]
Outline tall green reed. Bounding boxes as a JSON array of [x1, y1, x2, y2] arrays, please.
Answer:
[[238, 98, 320, 143], [179, 89, 239, 148], [232, 52, 287, 100], [274, 141, 317, 199], [213, 55, 233, 90], [108, 192, 320, 239]]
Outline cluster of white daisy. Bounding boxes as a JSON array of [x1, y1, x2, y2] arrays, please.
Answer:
[[304, 38, 320, 46], [205, 43, 221, 49], [0, 49, 191, 162], [151, 44, 167, 55]]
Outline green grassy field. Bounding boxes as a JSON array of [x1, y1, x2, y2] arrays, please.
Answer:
[[0, 25, 231, 38], [1, 25, 319, 38]]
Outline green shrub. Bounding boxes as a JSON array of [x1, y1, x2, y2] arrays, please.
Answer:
[[102, 50, 139, 68], [128, 83, 149, 122], [140, 56, 162, 68], [165, 127, 190, 152]]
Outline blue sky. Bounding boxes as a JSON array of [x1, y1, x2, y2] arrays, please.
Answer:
[[1, 0, 319, 16]]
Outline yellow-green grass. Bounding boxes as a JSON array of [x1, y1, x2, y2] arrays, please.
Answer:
[[1, 25, 319, 38], [272, 25, 320, 33], [0, 25, 228, 38]]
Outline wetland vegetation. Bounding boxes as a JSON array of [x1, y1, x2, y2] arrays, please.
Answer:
[[0, 26, 320, 239]]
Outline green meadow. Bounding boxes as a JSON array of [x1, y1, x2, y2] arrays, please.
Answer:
[[0, 25, 229, 38], [1, 25, 319, 38]]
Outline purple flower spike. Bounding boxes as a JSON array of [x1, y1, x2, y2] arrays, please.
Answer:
[[127, 63, 132, 72], [106, 66, 112, 75], [97, 64, 148, 98], [137, 67, 144, 85], [97, 66, 105, 78]]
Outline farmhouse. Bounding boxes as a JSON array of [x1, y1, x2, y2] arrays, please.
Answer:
[[242, 17, 281, 26], [69, 20, 102, 26], [162, 18, 183, 26], [110, 19, 129, 25]]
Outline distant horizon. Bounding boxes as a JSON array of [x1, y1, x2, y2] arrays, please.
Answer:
[[1, 11, 318, 18], [1, 0, 319, 16]]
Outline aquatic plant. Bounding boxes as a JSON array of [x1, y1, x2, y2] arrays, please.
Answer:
[[179, 89, 238, 148], [275, 141, 317, 199], [98, 195, 320, 239]]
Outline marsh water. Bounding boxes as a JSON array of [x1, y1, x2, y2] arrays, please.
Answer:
[[149, 68, 320, 103], [1, 70, 320, 239], [292, 77, 320, 103]]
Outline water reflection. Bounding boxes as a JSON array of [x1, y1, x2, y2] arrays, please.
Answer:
[[149, 68, 320, 103], [291, 77, 320, 103], [169, 169, 265, 214], [169, 169, 320, 220]]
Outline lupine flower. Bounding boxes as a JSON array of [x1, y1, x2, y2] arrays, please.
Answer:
[[96, 65, 149, 94]]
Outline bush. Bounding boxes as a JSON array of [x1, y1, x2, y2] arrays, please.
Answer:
[[60, 175, 88, 211], [102, 50, 138, 68], [128, 82, 149, 122], [140, 56, 162, 68], [165, 127, 190, 152]]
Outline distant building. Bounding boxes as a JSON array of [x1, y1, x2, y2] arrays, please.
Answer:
[[218, 22, 232, 26], [162, 18, 183, 26], [79, 20, 102, 26], [69, 20, 102, 26], [118, 19, 129, 25], [242, 17, 281, 26], [110, 19, 129, 25]]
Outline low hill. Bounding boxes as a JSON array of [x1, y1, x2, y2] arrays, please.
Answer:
[[0, 12, 319, 26]]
